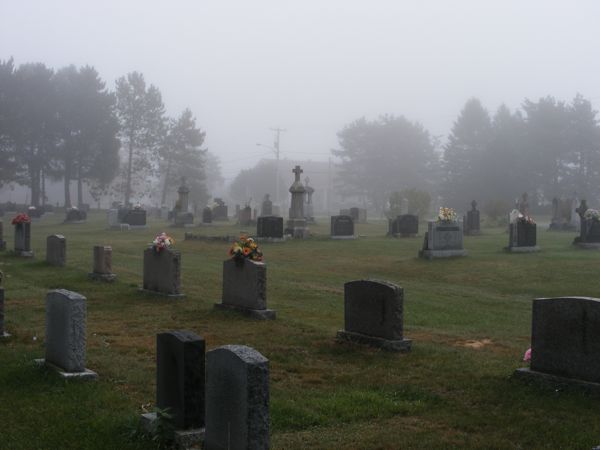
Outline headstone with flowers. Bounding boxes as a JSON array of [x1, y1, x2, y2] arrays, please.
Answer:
[[141, 232, 184, 298], [214, 235, 275, 319], [573, 200, 600, 249], [506, 209, 539, 252], [419, 207, 467, 259], [64, 206, 87, 224], [12, 213, 34, 257]]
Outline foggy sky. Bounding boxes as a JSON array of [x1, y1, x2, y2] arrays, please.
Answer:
[[2, 1, 600, 183]]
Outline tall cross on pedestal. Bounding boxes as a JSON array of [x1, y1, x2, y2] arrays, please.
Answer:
[[293, 165, 303, 182]]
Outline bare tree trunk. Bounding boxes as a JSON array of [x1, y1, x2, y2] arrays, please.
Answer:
[[160, 156, 172, 206], [125, 136, 134, 207]]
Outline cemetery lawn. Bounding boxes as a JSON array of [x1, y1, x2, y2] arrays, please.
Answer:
[[2, 212, 600, 449]]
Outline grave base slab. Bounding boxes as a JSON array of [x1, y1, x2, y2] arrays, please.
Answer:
[[88, 272, 117, 282], [336, 330, 412, 352], [141, 412, 205, 449], [514, 367, 600, 394], [34, 359, 98, 381], [138, 288, 185, 299], [214, 303, 276, 320], [574, 242, 600, 250], [505, 246, 541, 253], [419, 249, 467, 260]]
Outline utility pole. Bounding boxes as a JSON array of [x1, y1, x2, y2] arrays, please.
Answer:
[[270, 127, 286, 206]]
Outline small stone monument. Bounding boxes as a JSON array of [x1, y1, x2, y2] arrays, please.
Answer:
[[463, 200, 481, 235], [0, 272, 9, 338], [64, 207, 87, 224], [515, 297, 600, 391], [107, 209, 120, 229], [215, 259, 275, 319], [506, 210, 539, 252], [0, 220, 6, 251], [337, 280, 411, 352], [212, 198, 228, 221], [419, 217, 467, 259], [88, 246, 116, 282], [304, 177, 315, 223], [14, 220, 34, 257], [350, 207, 367, 224], [257, 216, 284, 241], [389, 215, 418, 237], [573, 200, 600, 248], [119, 207, 147, 228], [36, 289, 97, 379], [260, 194, 273, 217], [46, 235, 66, 267], [239, 205, 252, 226], [205, 345, 270, 450], [141, 247, 184, 298], [174, 178, 194, 227], [548, 197, 577, 231], [330, 215, 355, 239], [202, 206, 213, 224], [286, 165, 309, 238], [142, 331, 206, 448]]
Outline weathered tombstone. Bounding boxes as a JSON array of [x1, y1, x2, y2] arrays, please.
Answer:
[[257, 216, 284, 240], [174, 179, 194, 226], [119, 208, 147, 227], [419, 221, 467, 259], [304, 177, 315, 223], [506, 212, 539, 252], [330, 215, 355, 239], [261, 194, 273, 217], [36, 289, 97, 379], [515, 297, 600, 390], [548, 197, 577, 231], [0, 273, 9, 338], [88, 246, 116, 281], [141, 247, 184, 298], [46, 235, 66, 267], [463, 200, 480, 235], [205, 345, 270, 450], [349, 207, 367, 224], [202, 206, 213, 224], [239, 206, 252, 226], [286, 165, 309, 238], [336, 280, 411, 352], [212, 198, 228, 221], [107, 209, 120, 228], [64, 208, 87, 223], [389, 215, 418, 237], [0, 220, 5, 251], [215, 259, 275, 319], [14, 221, 34, 257], [142, 331, 206, 447], [573, 200, 600, 248]]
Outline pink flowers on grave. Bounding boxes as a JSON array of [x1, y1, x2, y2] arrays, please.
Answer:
[[523, 347, 532, 362], [11, 213, 31, 225], [151, 232, 175, 253]]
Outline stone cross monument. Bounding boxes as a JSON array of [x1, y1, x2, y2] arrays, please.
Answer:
[[177, 177, 190, 213], [287, 165, 309, 238]]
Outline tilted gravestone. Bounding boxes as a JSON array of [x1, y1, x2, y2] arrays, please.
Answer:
[[142, 331, 206, 447], [215, 259, 275, 319], [88, 245, 116, 282], [14, 222, 33, 257], [337, 280, 411, 352], [389, 215, 418, 237], [257, 216, 283, 240], [46, 235, 66, 267], [37, 289, 97, 379], [515, 297, 600, 390], [141, 248, 184, 298], [330, 215, 355, 239], [419, 221, 467, 259], [205, 345, 270, 450]]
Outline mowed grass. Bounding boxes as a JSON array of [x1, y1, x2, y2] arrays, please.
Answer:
[[1, 212, 600, 449]]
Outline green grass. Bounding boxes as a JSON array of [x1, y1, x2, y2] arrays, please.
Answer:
[[1, 212, 599, 449]]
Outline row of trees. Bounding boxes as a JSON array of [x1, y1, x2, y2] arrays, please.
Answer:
[[333, 94, 600, 212], [0, 59, 217, 209]]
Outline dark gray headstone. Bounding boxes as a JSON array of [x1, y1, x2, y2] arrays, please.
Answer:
[[261, 196, 273, 216], [509, 222, 537, 248], [175, 212, 194, 226], [14, 222, 31, 253], [205, 345, 269, 450], [530, 297, 600, 383], [142, 248, 183, 297], [45, 289, 87, 372], [46, 235, 66, 267], [337, 280, 410, 351], [202, 207, 213, 224], [257, 216, 283, 239], [119, 208, 147, 226], [390, 215, 418, 237], [464, 200, 480, 235], [65, 208, 87, 223], [157, 331, 205, 430], [331, 215, 354, 238]]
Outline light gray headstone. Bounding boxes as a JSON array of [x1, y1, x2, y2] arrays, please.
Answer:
[[205, 345, 269, 450], [46, 234, 66, 267], [45, 289, 87, 372]]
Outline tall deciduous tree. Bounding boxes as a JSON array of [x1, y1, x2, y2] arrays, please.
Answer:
[[115, 71, 165, 206], [333, 115, 437, 212]]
